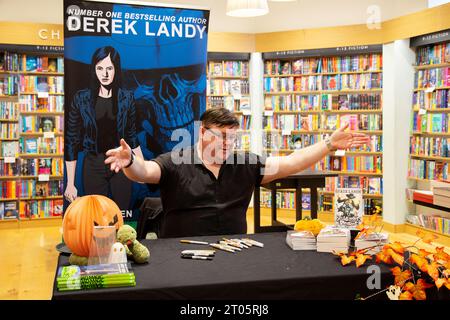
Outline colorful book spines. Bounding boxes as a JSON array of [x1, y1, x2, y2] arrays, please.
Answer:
[[264, 54, 382, 75], [0, 123, 18, 138], [0, 160, 19, 176], [19, 75, 64, 93], [408, 158, 449, 180], [415, 42, 450, 66], [20, 199, 63, 219], [314, 155, 382, 173], [208, 61, 248, 77], [0, 181, 19, 198], [413, 89, 450, 110], [414, 67, 450, 89], [208, 79, 249, 95], [324, 176, 383, 194], [411, 112, 449, 133], [410, 136, 450, 157], [0, 101, 19, 119]]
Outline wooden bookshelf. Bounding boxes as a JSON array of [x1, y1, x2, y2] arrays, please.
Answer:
[[19, 153, 64, 158], [414, 86, 450, 92], [0, 118, 18, 122], [209, 76, 247, 80], [19, 111, 64, 116], [324, 109, 382, 114], [20, 92, 64, 96], [263, 70, 383, 77], [404, 222, 450, 239], [264, 89, 382, 95], [263, 149, 382, 156], [20, 132, 64, 137], [18, 71, 64, 76], [327, 170, 383, 177], [0, 138, 19, 141], [412, 131, 450, 137], [412, 108, 450, 113], [414, 63, 450, 70], [0, 95, 19, 101], [20, 196, 63, 201], [318, 190, 383, 198], [410, 155, 450, 162]]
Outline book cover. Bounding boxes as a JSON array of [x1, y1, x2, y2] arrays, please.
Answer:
[[38, 158, 52, 175], [229, 80, 241, 96], [211, 62, 222, 77], [2, 141, 18, 157], [48, 58, 57, 72], [281, 61, 291, 75], [4, 201, 18, 219], [25, 138, 38, 154], [26, 56, 37, 72], [292, 59, 302, 74], [326, 115, 338, 130], [36, 182, 49, 197], [334, 188, 364, 228], [301, 193, 311, 210], [0, 202, 4, 219], [39, 116, 55, 132]]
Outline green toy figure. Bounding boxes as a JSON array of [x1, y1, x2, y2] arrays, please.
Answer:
[[117, 225, 150, 264]]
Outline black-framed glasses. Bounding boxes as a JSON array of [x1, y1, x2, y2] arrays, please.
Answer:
[[204, 127, 237, 143]]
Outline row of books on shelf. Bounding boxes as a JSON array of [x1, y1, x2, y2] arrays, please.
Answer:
[[19, 137, 64, 154], [19, 75, 64, 93], [263, 133, 382, 153], [0, 76, 18, 96], [406, 214, 450, 236], [0, 123, 18, 138], [264, 54, 382, 75], [260, 190, 311, 210], [411, 112, 450, 133], [0, 199, 63, 219], [412, 89, 449, 110], [263, 73, 382, 92], [0, 158, 63, 176], [237, 115, 251, 130], [207, 79, 250, 95], [324, 176, 383, 194], [0, 101, 18, 119], [319, 194, 382, 216], [208, 61, 249, 77], [19, 96, 64, 112], [408, 159, 448, 180], [264, 93, 382, 111], [315, 155, 383, 173], [207, 96, 250, 112], [0, 52, 64, 73], [410, 136, 450, 157], [1, 180, 63, 199], [20, 115, 63, 133], [263, 113, 382, 131], [415, 41, 450, 66], [234, 132, 250, 150], [414, 67, 450, 89]]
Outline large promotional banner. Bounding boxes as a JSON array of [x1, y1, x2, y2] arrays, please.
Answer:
[[63, 0, 209, 225]]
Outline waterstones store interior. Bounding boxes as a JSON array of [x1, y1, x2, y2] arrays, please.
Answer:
[[0, 0, 450, 304]]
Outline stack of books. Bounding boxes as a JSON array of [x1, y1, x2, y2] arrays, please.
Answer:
[[286, 230, 317, 250], [433, 186, 450, 208], [56, 263, 135, 291], [355, 232, 389, 255], [412, 190, 434, 204], [316, 226, 351, 253]]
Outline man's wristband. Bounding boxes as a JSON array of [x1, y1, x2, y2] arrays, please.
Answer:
[[124, 150, 135, 168]]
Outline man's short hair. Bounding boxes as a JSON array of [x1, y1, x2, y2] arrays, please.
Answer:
[[200, 107, 240, 128]]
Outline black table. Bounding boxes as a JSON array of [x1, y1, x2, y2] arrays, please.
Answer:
[[253, 170, 338, 233], [52, 232, 393, 300]]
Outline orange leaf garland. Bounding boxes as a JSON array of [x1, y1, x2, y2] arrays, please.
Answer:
[[410, 254, 429, 273], [435, 278, 447, 290], [341, 255, 356, 266], [385, 242, 405, 255], [355, 253, 372, 268], [433, 247, 450, 262], [391, 267, 412, 286], [416, 230, 439, 244], [399, 291, 414, 300], [386, 248, 404, 266], [376, 249, 394, 265], [403, 279, 434, 300], [426, 262, 440, 281]]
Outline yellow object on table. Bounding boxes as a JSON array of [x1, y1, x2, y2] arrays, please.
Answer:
[[294, 218, 325, 236]]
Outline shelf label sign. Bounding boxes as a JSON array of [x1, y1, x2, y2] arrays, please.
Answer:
[[37, 92, 49, 98], [4, 157, 15, 163], [38, 174, 50, 182]]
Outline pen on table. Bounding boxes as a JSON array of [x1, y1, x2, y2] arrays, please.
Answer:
[[229, 238, 249, 248], [219, 241, 242, 251], [180, 240, 209, 245], [222, 238, 246, 249], [181, 252, 215, 257], [209, 243, 235, 253], [242, 238, 264, 248], [181, 255, 213, 260]]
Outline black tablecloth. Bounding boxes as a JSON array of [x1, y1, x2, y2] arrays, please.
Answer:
[[52, 232, 394, 300]]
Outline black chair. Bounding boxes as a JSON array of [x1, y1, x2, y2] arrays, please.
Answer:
[[137, 197, 164, 240]]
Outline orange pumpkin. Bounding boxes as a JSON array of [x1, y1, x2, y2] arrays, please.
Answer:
[[62, 195, 124, 257]]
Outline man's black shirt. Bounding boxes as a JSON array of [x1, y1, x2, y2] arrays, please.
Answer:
[[151, 145, 265, 238]]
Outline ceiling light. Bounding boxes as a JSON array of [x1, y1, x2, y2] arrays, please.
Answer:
[[226, 0, 269, 17]]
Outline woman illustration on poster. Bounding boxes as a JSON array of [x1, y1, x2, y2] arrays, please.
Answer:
[[64, 46, 143, 209]]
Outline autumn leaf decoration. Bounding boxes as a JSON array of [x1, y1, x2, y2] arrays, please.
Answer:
[[333, 215, 450, 300]]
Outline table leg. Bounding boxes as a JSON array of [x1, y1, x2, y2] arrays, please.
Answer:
[[253, 185, 261, 233], [271, 188, 277, 225], [311, 187, 318, 219], [296, 187, 302, 221]]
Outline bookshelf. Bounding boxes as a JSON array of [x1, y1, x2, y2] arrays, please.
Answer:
[[406, 30, 450, 237], [0, 45, 64, 221], [207, 52, 251, 152], [261, 45, 384, 219]]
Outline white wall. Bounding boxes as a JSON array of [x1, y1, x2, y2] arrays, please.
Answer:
[[382, 40, 416, 225], [0, 0, 428, 33]]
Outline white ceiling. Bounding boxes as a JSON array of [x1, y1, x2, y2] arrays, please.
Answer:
[[0, 0, 429, 33]]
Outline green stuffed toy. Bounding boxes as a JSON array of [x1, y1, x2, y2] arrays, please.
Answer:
[[117, 225, 150, 264]]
